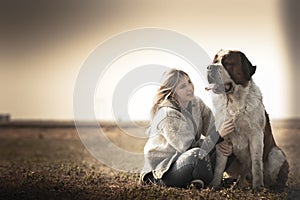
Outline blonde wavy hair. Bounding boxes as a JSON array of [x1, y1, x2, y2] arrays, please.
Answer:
[[151, 68, 194, 117]]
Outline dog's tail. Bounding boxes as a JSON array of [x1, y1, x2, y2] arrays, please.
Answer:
[[277, 159, 289, 187], [263, 111, 277, 161]]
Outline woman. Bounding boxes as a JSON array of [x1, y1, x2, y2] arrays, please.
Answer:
[[140, 68, 234, 188]]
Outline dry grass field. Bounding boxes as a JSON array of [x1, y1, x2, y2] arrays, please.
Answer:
[[0, 120, 299, 199]]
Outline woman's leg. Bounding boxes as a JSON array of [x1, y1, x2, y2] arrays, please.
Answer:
[[160, 148, 213, 188]]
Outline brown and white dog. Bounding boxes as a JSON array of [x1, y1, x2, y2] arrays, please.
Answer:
[[206, 50, 289, 190]]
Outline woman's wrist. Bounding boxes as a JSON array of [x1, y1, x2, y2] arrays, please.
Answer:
[[216, 131, 224, 144], [219, 129, 225, 138]]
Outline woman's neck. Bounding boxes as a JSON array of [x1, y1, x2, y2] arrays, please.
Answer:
[[178, 100, 189, 109]]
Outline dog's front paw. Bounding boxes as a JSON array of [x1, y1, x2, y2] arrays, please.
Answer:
[[252, 184, 264, 192], [252, 176, 264, 191], [209, 177, 221, 188]]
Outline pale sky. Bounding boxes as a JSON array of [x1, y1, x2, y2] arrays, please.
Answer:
[[0, 0, 299, 120]]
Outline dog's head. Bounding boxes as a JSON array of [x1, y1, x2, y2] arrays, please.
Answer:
[[206, 50, 256, 94]]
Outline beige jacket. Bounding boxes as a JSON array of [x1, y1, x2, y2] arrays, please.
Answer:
[[140, 96, 221, 181]]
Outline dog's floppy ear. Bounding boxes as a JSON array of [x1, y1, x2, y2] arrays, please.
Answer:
[[240, 52, 256, 79], [213, 49, 226, 63]]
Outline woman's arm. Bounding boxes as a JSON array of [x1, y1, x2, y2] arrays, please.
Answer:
[[198, 101, 234, 154], [216, 141, 233, 156]]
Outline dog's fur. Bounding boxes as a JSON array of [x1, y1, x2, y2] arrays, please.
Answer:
[[207, 50, 289, 190]]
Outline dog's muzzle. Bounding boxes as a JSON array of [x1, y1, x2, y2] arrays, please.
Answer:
[[207, 64, 223, 84], [206, 64, 233, 94]]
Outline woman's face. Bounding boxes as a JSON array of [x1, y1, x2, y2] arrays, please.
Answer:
[[174, 76, 194, 108]]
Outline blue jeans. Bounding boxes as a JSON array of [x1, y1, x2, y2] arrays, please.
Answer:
[[161, 148, 214, 187], [144, 147, 233, 188]]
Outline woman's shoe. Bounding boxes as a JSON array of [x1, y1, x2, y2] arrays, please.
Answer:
[[191, 179, 205, 189]]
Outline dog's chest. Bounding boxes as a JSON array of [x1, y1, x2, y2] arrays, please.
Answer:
[[227, 118, 252, 151], [223, 130, 251, 166], [226, 110, 263, 163], [222, 107, 255, 157]]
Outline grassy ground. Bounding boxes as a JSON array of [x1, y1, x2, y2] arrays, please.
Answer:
[[0, 121, 299, 199]]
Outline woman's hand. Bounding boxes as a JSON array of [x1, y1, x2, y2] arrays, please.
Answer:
[[216, 141, 233, 157], [219, 118, 234, 138]]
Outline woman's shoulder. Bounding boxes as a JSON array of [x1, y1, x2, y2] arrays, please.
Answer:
[[150, 107, 182, 131], [160, 106, 181, 118], [155, 101, 182, 120]]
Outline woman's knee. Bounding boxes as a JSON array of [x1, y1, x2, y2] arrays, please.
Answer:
[[187, 148, 213, 184], [175, 148, 210, 168], [187, 148, 209, 160], [162, 148, 213, 187]]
